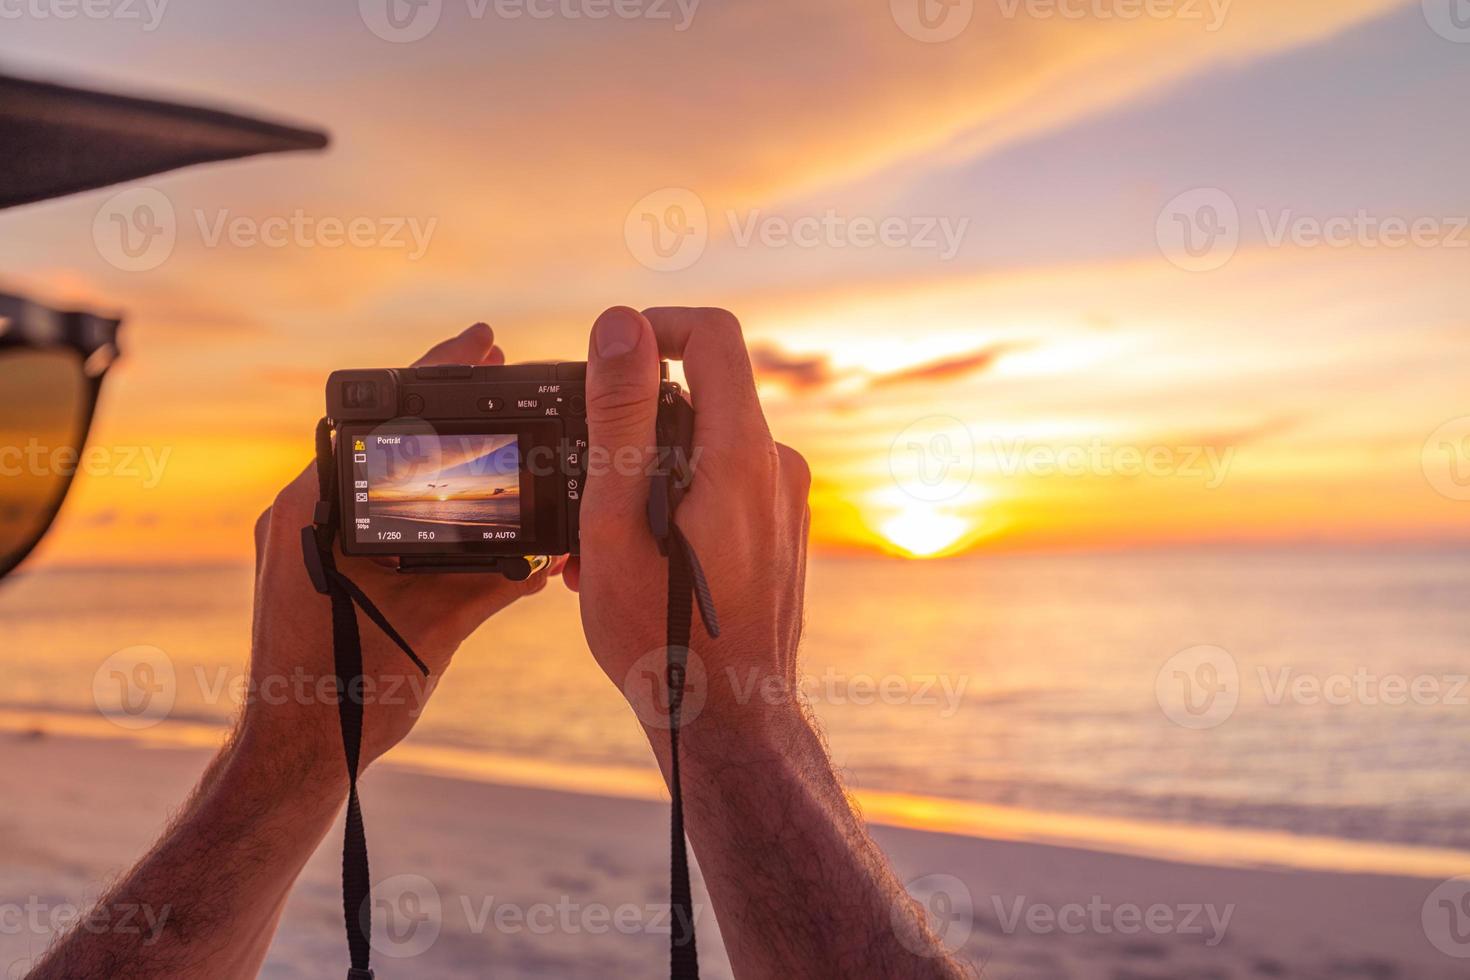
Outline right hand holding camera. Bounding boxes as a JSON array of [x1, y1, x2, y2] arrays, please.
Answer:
[[566, 306, 814, 755]]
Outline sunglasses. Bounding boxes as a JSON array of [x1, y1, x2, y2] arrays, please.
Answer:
[[0, 292, 122, 578]]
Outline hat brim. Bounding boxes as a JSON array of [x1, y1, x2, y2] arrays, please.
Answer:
[[0, 72, 329, 211]]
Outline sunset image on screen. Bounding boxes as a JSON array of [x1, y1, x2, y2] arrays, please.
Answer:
[[362, 433, 520, 539]]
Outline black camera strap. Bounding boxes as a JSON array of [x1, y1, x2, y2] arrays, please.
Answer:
[[666, 542, 699, 978], [303, 418, 717, 980], [650, 469, 720, 980], [302, 419, 429, 980]]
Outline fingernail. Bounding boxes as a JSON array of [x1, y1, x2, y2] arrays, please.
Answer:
[[462, 321, 490, 338], [594, 308, 642, 359]]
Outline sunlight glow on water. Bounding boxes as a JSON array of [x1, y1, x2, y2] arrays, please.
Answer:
[[2, 546, 1467, 852]]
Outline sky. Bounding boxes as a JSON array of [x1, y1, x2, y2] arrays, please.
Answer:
[[1, 0, 1467, 564], [368, 435, 520, 501]]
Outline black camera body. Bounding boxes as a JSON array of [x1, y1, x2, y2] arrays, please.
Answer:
[[323, 361, 693, 576]]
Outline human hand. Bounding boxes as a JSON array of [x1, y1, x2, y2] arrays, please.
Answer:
[[245, 323, 557, 777], [564, 306, 811, 751], [563, 310, 968, 980]]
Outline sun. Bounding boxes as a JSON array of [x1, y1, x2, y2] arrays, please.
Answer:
[[878, 504, 972, 559]]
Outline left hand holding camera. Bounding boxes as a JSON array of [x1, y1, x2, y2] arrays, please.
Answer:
[[245, 322, 557, 779]]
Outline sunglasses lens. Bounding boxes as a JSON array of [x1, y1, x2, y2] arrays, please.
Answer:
[[0, 348, 89, 571]]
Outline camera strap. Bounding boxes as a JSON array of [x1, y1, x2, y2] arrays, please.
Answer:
[[302, 418, 429, 980], [649, 456, 720, 980], [302, 418, 718, 980]]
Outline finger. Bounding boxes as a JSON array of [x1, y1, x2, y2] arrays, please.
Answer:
[[253, 507, 272, 579], [412, 322, 496, 367], [561, 556, 581, 593], [431, 565, 552, 640], [582, 306, 660, 542], [640, 307, 771, 450], [776, 442, 812, 499]]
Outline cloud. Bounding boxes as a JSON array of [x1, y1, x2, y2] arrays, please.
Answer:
[[1186, 415, 1302, 451], [753, 341, 1017, 392], [1122, 416, 1301, 466], [867, 344, 1019, 389], [751, 344, 838, 390], [71, 0, 1393, 308]]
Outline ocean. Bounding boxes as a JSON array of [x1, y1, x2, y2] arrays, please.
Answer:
[[369, 497, 519, 525], [2, 545, 1467, 856]]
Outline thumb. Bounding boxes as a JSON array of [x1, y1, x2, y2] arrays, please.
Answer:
[[583, 306, 660, 542]]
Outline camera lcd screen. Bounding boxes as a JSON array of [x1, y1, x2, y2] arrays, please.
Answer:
[[349, 431, 530, 546]]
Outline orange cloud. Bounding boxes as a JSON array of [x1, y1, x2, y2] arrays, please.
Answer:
[[750, 344, 836, 391], [867, 345, 1021, 389]]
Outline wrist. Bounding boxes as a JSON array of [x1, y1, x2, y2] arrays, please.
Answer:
[[642, 689, 813, 780], [227, 711, 349, 822]]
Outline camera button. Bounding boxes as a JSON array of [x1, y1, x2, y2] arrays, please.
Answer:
[[564, 439, 587, 476], [567, 394, 586, 418], [478, 397, 505, 412], [404, 393, 425, 415]]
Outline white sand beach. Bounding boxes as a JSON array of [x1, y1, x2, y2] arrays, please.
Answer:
[[1, 728, 1465, 979]]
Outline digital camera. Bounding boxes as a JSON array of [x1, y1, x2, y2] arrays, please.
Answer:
[[323, 361, 693, 576]]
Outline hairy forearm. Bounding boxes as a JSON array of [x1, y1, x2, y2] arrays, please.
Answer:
[[31, 721, 345, 980], [651, 704, 973, 979]]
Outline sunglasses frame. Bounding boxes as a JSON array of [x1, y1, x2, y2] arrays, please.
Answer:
[[0, 292, 123, 578]]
